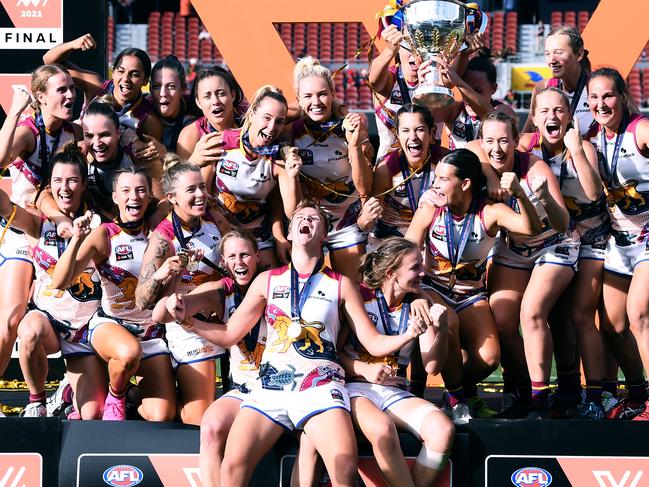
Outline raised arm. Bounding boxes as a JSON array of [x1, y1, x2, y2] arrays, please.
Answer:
[[0, 88, 34, 168], [483, 172, 542, 236], [134, 231, 178, 310], [405, 201, 436, 247], [528, 157, 570, 233], [368, 25, 402, 98], [0, 188, 40, 238], [274, 149, 303, 218], [563, 120, 602, 202], [344, 113, 373, 199], [152, 280, 223, 323]]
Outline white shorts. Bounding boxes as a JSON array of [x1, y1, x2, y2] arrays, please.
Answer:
[[491, 234, 580, 271], [0, 226, 32, 266], [422, 280, 487, 314], [347, 381, 416, 411], [24, 307, 93, 357], [166, 321, 225, 367], [241, 382, 351, 431], [88, 310, 169, 359], [604, 231, 649, 277], [221, 389, 247, 401], [326, 224, 368, 251], [579, 241, 607, 260]]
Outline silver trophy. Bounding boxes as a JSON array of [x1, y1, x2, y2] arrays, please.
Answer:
[[402, 0, 475, 108]]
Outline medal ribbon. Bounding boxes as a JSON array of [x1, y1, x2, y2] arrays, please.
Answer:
[[35, 112, 63, 184], [375, 289, 410, 336], [290, 258, 324, 322], [395, 65, 413, 106], [559, 70, 588, 118], [171, 211, 227, 277], [233, 286, 261, 353], [600, 114, 629, 188], [444, 199, 477, 283], [400, 153, 431, 212], [241, 130, 283, 159]]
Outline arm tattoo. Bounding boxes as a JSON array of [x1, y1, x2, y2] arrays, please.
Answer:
[[136, 234, 171, 310]]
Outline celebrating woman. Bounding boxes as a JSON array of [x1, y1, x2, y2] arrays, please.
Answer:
[[52, 167, 176, 422]]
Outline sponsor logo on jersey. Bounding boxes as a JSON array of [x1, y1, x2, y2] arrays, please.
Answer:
[[330, 388, 345, 403], [44, 229, 58, 246], [367, 312, 379, 325], [510, 467, 552, 487], [102, 464, 143, 486], [272, 285, 289, 299], [115, 244, 134, 261], [299, 149, 314, 165], [390, 89, 403, 105], [219, 160, 239, 177]]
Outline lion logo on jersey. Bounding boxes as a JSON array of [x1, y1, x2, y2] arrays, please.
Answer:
[[358, 346, 399, 370], [608, 180, 649, 213], [237, 339, 265, 371], [269, 315, 325, 353], [216, 189, 262, 225], [302, 175, 353, 205], [430, 256, 482, 281], [111, 275, 138, 310]]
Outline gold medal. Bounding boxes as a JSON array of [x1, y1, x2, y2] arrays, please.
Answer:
[[606, 191, 616, 207], [186, 259, 199, 272], [287, 319, 303, 339], [177, 252, 190, 269], [448, 272, 457, 290]]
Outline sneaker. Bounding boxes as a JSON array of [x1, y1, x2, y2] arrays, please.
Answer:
[[496, 393, 532, 419], [525, 404, 553, 420], [606, 397, 646, 420], [66, 407, 81, 420], [577, 400, 605, 420], [449, 402, 473, 425], [632, 401, 649, 421], [19, 402, 47, 418], [47, 376, 72, 417], [468, 396, 498, 418], [102, 399, 126, 421], [601, 391, 619, 413]]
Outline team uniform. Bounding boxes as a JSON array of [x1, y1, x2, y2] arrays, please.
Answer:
[[547, 75, 595, 137], [148, 94, 194, 151], [344, 286, 420, 411], [2, 114, 76, 266], [291, 119, 366, 250], [590, 114, 649, 276], [374, 65, 444, 160], [447, 99, 505, 150], [423, 199, 495, 312], [527, 132, 610, 260], [490, 152, 581, 271], [377, 146, 447, 240], [241, 264, 349, 431], [213, 128, 278, 250], [88, 222, 168, 359], [26, 217, 102, 356], [155, 213, 224, 366], [220, 277, 267, 399], [87, 149, 135, 211]]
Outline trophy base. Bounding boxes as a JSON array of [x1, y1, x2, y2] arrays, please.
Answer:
[[413, 86, 454, 108]]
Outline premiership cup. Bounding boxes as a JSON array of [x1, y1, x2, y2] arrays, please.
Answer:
[[402, 0, 478, 107]]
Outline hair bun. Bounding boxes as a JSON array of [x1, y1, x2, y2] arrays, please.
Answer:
[[162, 152, 182, 172]]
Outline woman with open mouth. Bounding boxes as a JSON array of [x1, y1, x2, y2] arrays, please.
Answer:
[[51, 166, 176, 422], [467, 112, 576, 419], [210, 85, 303, 268], [151, 227, 265, 486], [0, 144, 103, 419], [43, 33, 163, 141], [135, 155, 228, 425], [147, 55, 194, 153], [0, 66, 80, 390], [523, 25, 594, 137], [406, 149, 541, 425], [177, 66, 246, 194], [586, 68, 649, 421], [289, 56, 373, 279], [519, 87, 608, 419]]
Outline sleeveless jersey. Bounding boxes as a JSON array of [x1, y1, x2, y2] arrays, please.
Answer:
[[527, 132, 609, 245], [291, 119, 362, 231], [195, 116, 217, 137], [154, 214, 223, 295], [221, 277, 267, 392], [343, 285, 414, 387], [97, 222, 162, 338], [261, 265, 344, 392], [214, 129, 277, 240], [10, 115, 76, 207], [425, 200, 494, 296], [590, 114, 649, 234], [547, 76, 594, 137], [447, 99, 504, 150], [145, 94, 193, 151], [381, 145, 446, 237], [32, 219, 102, 333], [87, 148, 135, 211]]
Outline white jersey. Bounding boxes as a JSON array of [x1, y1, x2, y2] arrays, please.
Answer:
[[260, 264, 344, 392], [222, 277, 267, 392], [32, 218, 101, 331], [290, 119, 362, 231], [590, 114, 649, 234], [547, 76, 594, 137], [343, 285, 415, 388], [10, 115, 76, 208], [527, 132, 609, 245], [97, 222, 162, 339]]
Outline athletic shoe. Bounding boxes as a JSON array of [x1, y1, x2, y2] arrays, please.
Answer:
[[632, 400, 649, 421], [467, 396, 498, 418], [19, 403, 47, 418], [65, 406, 81, 420], [102, 399, 126, 421], [449, 402, 472, 425], [606, 397, 646, 420], [47, 376, 72, 416], [496, 392, 532, 419], [576, 400, 605, 420], [601, 391, 619, 413]]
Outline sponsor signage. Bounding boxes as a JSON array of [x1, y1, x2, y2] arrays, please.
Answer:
[[0, 453, 42, 487]]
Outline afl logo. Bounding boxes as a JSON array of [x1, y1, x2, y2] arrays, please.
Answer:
[[219, 160, 239, 177], [115, 244, 134, 261], [102, 465, 143, 486], [511, 467, 552, 487]]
